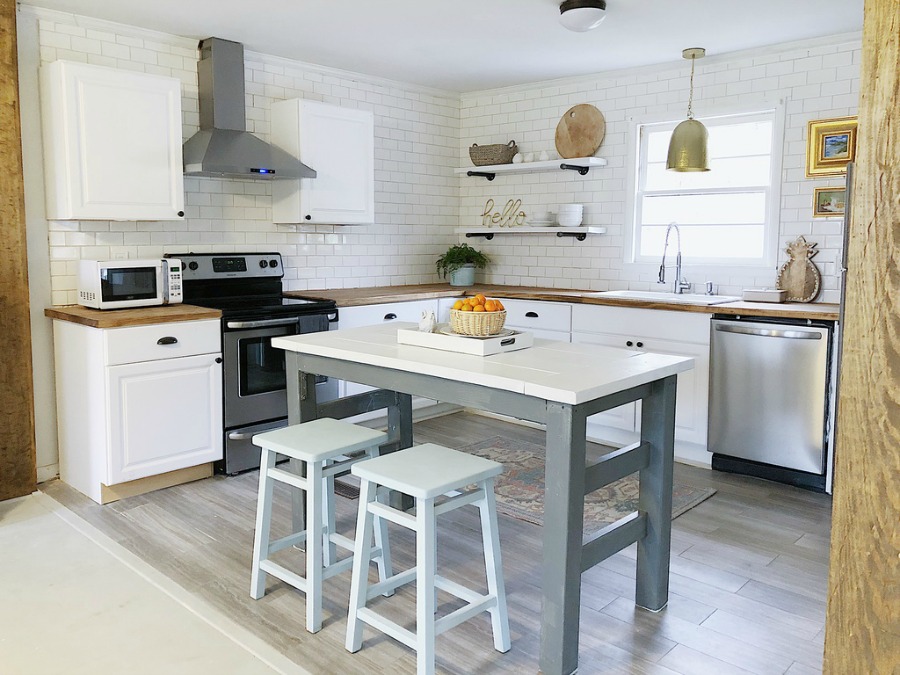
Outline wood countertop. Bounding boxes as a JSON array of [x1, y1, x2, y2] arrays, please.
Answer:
[[44, 304, 222, 328], [286, 285, 841, 321]]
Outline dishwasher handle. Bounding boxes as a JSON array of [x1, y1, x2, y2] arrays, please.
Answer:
[[714, 323, 822, 340]]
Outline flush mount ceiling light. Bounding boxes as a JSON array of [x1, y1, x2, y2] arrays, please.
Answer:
[[667, 47, 710, 172], [559, 0, 607, 32]]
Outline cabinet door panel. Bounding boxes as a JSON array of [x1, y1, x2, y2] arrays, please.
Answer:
[[41, 61, 184, 221], [571, 332, 637, 431], [107, 354, 222, 484]]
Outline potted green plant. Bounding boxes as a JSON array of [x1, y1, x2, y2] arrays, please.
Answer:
[[435, 243, 490, 287]]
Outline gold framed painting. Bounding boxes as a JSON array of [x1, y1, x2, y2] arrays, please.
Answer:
[[813, 186, 846, 217], [806, 116, 858, 177]]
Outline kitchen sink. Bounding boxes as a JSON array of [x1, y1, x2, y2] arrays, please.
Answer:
[[587, 290, 742, 306]]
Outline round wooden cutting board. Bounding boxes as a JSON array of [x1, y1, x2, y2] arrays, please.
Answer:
[[555, 104, 606, 159]]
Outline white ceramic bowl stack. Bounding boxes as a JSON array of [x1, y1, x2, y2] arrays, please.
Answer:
[[557, 204, 583, 227]]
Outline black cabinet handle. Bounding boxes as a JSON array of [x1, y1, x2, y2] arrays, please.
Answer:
[[305, 215, 312, 220], [626, 340, 633, 347], [636, 341, 644, 348], [525, 311, 539, 318], [177, 210, 184, 217], [384, 313, 397, 320], [157, 336, 178, 345], [215, 357, 223, 364]]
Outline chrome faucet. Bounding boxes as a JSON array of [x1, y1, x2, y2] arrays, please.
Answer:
[[657, 222, 692, 294]]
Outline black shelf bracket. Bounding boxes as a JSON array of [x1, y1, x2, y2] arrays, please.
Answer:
[[560, 163, 590, 176], [466, 170, 496, 181], [556, 231, 588, 241], [466, 232, 495, 240]]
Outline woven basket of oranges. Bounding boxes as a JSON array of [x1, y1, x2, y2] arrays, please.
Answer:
[[449, 294, 506, 336]]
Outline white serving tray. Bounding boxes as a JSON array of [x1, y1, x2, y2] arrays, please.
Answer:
[[397, 324, 533, 356]]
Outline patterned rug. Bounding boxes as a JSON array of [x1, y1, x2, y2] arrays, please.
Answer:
[[459, 436, 716, 535]]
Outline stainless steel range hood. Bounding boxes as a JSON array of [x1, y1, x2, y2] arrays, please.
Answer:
[[183, 37, 316, 180]]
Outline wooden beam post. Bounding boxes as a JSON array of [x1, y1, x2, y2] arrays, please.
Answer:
[[824, 0, 900, 671], [0, 0, 37, 500]]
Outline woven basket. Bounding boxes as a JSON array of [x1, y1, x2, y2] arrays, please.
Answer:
[[469, 141, 518, 167], [450, 309, 507, 336]]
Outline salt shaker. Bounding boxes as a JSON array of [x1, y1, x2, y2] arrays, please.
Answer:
[[418, 310, 436, 333]]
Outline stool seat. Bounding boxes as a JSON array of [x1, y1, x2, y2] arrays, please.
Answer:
[[252, 417, 388, 463], [352, 443, 502, 499]]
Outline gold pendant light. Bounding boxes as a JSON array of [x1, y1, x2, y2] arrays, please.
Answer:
[[667, 47, 710, 172]]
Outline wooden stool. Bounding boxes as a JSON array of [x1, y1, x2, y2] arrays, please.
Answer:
[[250, 418, 393, 633], [346, 443, 510, 674]]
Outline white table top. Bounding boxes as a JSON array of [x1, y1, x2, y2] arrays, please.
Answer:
[[274, 323, 693, 405]]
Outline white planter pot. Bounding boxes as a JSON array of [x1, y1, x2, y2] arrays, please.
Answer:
[[449, 264, 476, 287]]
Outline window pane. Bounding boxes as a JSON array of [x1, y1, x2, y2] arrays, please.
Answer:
[[646, 128, 674, 163], [641, 192, 767, 225], [639, 224, 765, 259], [645, 155, 772, 190], [707, 120, 773, 158]]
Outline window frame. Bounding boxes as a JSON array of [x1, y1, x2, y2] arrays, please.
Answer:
[[625, 103, 785, 269]]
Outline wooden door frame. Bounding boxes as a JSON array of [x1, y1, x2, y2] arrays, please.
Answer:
[[0, 0, 37, 500]]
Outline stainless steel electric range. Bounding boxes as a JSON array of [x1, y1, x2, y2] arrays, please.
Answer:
[[166, 252, 338, 474]]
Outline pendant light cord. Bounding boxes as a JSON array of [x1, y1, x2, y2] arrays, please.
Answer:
[[686, 56, 696, 120]]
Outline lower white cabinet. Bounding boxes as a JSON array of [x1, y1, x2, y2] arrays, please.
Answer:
[[336, 300, 438, 399], [500, 298, 572, 342], [52, 319, 222, 503], [572, 305, 712, 465]]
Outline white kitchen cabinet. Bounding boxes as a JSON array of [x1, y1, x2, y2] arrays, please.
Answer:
[[271, 99, 375, 224], [572, 304, 712, 465], [40, 60, 185, 221], [52, 319, 222, 503], [500, 298, 572, 341], [336, 300, 438, 398]]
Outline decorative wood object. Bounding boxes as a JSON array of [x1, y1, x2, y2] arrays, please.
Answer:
[[824, 0, 900, 672], [554, 104, 606, 159], [775, 236, 821, 302], [0, 0, 37, 501]]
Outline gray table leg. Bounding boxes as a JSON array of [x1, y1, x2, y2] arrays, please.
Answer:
[[386, 391, 414, 511], [635, 374, 676, 611], [540, 402, 587, 675], [286, 353, 318, 534]]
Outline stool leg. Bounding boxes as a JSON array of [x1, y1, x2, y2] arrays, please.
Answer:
[[250, 447, 276, 600], [323, 467, 336, 567], [346, 478, 377, 653], [306, 458, 324, 633], [416, 497, 437, 675], [479, 478, 511, 652], [373, 488, 394, 591]]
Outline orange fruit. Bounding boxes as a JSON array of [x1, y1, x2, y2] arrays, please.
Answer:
[[460, 304, 473, 312], [452, 299, 465, 310], [475, 293, 486, 305], [484, 299, 497, 312], [472, 304, 485, 312], [495, 300, 505, 311]]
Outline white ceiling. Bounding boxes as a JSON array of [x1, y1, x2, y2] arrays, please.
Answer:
[[25, 0, 864, 91]]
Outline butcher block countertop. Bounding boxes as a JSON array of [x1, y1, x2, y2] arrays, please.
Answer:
[[44, 304, 222, 328], [287, 284, 841, 321]]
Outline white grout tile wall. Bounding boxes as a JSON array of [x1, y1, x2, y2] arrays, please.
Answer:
[[459, 36, 860, 302], [33, 9, 461, 306], [32, 8, 859, 305]]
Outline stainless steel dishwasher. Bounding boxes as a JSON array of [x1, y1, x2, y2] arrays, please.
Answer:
[[708, 317, 833, 491]]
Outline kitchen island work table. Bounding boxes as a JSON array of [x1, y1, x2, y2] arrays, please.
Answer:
[[273, 323, 694, 675]]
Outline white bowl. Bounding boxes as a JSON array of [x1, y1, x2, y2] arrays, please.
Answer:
[[557, 215, 583, 227], [558, 204, 583, 212]]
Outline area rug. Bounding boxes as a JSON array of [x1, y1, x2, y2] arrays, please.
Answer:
[[459, 436, 716, 535]]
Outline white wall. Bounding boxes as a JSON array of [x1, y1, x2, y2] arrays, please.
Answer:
[[459, 35, 861, 302]]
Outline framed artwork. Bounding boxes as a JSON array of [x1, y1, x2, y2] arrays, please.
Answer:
[[813, 186, 846, 217], [806, 116, 858, 177]]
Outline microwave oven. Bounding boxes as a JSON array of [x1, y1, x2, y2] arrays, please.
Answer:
[[77, 259, 183, 310]]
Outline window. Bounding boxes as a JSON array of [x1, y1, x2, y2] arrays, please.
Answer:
[[631, 109, 782, 266]]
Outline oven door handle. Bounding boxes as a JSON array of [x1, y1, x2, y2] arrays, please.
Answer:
[[226, 317, 299, 329]]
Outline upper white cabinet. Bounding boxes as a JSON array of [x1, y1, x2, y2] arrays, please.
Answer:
[[271, 99, 375, 225], [40, 60, 185, 221]]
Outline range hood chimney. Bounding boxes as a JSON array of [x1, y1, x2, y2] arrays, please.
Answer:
[[183, 37, 316, 180]]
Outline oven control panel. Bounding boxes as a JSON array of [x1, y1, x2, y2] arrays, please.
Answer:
[[168, 253, 284, 280]]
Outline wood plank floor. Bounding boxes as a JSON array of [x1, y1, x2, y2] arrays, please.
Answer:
[[42, 412, 832, 675]]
